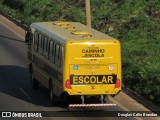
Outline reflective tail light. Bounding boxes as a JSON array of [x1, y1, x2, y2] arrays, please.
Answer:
[[65, 79, 72, 89], [114, 78, 120, 88]]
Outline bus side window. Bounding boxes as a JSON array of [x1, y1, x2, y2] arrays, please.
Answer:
[[34, 32, 39, 52], [38, 33, 44, 55], [43, 37, 49, 59], [49, 40, 55, 64], [55, 43, 61, 67]]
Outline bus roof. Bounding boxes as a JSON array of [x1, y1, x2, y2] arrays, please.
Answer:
[[30, 22, 116, 44]]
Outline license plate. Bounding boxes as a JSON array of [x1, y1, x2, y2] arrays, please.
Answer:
[[70, 75, 116, 85]]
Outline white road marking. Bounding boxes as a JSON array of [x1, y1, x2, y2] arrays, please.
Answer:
[[19, 88, 32, 101]]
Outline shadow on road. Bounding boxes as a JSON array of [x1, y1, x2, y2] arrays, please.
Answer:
[[0, 65, 52, 107]]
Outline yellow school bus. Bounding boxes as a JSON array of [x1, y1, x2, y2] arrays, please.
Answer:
[[25, 21, 122, 107]]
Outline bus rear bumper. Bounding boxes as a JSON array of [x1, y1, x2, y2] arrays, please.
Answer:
[[69, 103, 116, 107]]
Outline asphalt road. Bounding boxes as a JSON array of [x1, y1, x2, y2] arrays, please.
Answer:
[[0, 21, 154, 120]]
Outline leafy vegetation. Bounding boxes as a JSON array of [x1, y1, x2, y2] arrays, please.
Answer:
[[0, 0, 160, 106]]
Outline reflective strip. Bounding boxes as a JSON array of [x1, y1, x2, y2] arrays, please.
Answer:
[[69, 104, 116, 107]]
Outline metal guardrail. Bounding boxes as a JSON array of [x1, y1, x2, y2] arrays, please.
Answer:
[[0, 10, 29, 31]]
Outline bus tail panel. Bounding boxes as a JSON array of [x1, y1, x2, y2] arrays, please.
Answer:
[[64, 40, 121, 96]]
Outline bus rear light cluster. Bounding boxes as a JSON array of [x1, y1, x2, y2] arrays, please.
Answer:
[[65, 79, 72, 89], [114, 78, 120, 88]]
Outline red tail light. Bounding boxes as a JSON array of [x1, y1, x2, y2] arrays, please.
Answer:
[[65, 79, 72, 89], [114, 78, 120, 88]]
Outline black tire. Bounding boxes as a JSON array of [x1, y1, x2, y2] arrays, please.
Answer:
[[59, 92, 69, 107], [31, 73, 39, 89]]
